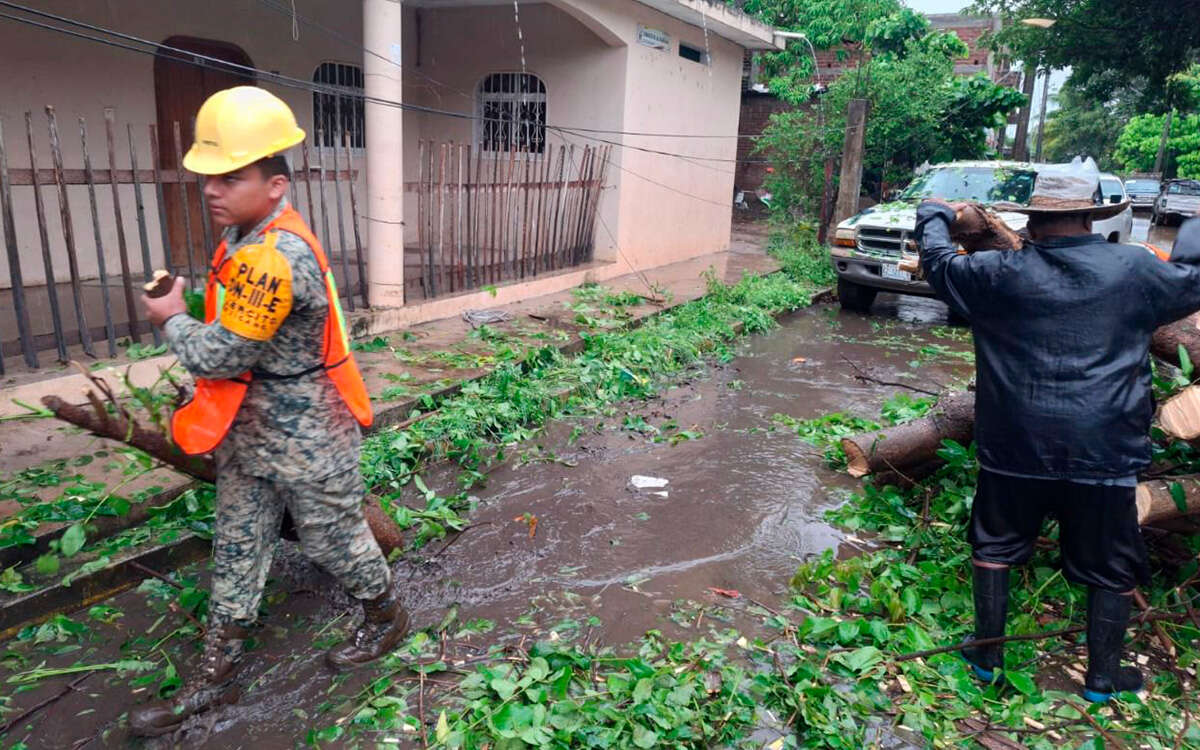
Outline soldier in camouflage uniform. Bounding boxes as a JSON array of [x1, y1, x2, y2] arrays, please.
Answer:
[[131, 87, 407, 737]]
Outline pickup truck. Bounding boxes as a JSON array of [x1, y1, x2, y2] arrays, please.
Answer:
[[1152, 179, 1200, 227], [829, 161, 1037, 312]]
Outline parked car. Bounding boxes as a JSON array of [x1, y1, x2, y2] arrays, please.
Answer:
[[1124, 176, 1161, 209], [1152, 179, 1200, 226], [829, 161, 1037, 312], [1094, 173, 1133, 243], [830, 162, 1137, 313]]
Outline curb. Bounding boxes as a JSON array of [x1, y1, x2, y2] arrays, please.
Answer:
[[0, 272, 828, 636]]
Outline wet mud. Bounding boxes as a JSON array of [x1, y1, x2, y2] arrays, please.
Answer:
[[1, 301, 975, 748]]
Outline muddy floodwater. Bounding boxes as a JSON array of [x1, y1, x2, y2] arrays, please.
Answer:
[[2, 301, 975, 748]]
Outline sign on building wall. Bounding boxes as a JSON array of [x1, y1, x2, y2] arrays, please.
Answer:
[[637, 26, 671, 51]]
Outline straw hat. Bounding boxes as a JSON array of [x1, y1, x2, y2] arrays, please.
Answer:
[[994, 157, 1129, 220]]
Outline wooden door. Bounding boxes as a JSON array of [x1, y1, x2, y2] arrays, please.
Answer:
[[154, 37, 254, 270]]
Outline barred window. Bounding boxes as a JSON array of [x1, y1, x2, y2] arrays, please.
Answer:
[[313, 62, 365, 148], [477, 72, 546, 154]]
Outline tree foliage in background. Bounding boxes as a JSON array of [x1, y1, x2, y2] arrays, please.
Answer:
[[1106, 65, 1200, 178], [1114, 113, 1200, 179], [734, 0, 1024, 217], [967, 0, 1200, 113], [1035, 73, 1139, 171]]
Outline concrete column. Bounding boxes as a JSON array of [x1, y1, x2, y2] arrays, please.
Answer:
[[363, 0, 405, 307]]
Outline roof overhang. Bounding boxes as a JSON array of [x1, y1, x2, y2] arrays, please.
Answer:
[[405, 0, 781, 50], [634, 0, 782, 50]]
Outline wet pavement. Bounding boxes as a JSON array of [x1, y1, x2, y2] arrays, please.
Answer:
[[1132, 211, 1179, 249], [0, 301, 975, 748]]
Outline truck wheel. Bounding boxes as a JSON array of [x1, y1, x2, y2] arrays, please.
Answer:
[[838, 278, 878, 313]]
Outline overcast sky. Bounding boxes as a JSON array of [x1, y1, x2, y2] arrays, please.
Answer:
[[905, 0, 972, 13]]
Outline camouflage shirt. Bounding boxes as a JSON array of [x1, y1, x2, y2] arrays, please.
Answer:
[[164, 198, 361, 481]]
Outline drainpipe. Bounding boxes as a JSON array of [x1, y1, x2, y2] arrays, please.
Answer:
[[363, 0, 405, 307]]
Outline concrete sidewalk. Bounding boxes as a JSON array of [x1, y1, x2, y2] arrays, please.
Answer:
[[0, 231, 780, 508]]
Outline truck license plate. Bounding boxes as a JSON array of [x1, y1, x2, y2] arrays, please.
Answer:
[[881, 263, 911, 282]]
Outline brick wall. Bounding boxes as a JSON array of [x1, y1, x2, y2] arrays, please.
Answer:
[[736, 92, 798, 191]]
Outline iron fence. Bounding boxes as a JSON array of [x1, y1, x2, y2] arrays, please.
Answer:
[[0, 110, 610, 374]]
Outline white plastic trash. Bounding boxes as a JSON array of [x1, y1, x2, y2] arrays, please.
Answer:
[[630, 475, 669, 489]]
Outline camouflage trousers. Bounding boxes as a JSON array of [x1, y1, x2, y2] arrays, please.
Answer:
[[209, 463, 391, 625]]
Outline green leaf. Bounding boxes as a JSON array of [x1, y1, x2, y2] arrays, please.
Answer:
[[632, 724, 659, 749], [632, 677, 653, 704], [435, 710, 450, 743], [836, 646, 883, 673], [1005, 670, 1037, 696], [837, 619, 859, 644], [1170, 481, 1188, 512], [490, 677, 518, 700], [60, 524, 86, 558], [1180, 344, 1194, 379], [35, 554, 59, 576]]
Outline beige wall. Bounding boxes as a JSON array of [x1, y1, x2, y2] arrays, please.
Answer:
[[0, 0, 367, 289], [0, 0, 745, 297], [396, 3, 626, 254]]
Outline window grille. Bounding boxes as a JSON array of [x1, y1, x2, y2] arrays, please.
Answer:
[[477, 72, 546, 154], [313, 62, 365, 148]]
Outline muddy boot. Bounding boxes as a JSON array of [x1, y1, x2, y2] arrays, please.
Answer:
[[961, 565, 1009, 682], [128, 622, 248, 737], [326, 589, 410, 670], [1083, 588, 1144, 703]]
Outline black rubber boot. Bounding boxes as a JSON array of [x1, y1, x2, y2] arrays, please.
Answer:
[[326, 588, 410, 670], [961, 564, 1009, 682], [128, 622, 248, 737], [1083, 588, 1144, 703]]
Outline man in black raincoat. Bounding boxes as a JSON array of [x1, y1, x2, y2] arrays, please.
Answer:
[[914, 158, 1200, 702]]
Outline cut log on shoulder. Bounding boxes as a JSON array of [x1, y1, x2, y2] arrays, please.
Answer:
[[1158, 385, 1200, 440], [1136, 476, 1200, 525], [41, 394, 405, 554], [951, 204, 1024, 252], [841, 391, 975, 479], [1151, 313, 1200, 368]]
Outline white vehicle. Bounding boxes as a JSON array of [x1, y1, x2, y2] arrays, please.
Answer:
[[829, 161, 1036, 312], [1094, 173, 1133, 243], [830, 161, 1134, 313]]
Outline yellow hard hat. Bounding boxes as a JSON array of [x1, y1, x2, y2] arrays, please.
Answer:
[[183, 86, 306, 175]]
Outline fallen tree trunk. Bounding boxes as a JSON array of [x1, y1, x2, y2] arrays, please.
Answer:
[[841, 315, 1200, 480], [1136, 476, 1200, 525], [1158, 385, 1200, 441], [41, 394, 405, 554], [42, 395, 214, 482], [840, 390, 975, 479], [1151, 313, 1200, 368]]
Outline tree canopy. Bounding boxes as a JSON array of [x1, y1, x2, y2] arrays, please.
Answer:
[[967, 0, 1200, 112], [733, 0, 1025, 215]]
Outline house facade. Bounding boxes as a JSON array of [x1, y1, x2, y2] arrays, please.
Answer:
[[0, 0, 778, 369]]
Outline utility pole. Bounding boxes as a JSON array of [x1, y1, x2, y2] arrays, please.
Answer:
[[1012, 62, 1037, 161], [1034, 67, 1050, 162], [1154, 108, 1174, 175], [835, 99, 869, 224]]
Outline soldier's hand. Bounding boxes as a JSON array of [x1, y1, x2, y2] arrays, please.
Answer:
[[142, 277, 189, 328]]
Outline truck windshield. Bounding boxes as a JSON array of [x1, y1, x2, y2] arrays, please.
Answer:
[[1168, 182, 1200, 196], [1100, 178, 1124, 199], [1125, 179, 1160, 193], [899, 167, 1036, 204]]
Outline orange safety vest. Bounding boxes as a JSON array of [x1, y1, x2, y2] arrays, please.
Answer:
[[171, 206, 372, 456]]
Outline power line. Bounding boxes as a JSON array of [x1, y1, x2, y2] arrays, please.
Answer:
[[0, 0, 767, 165], [252, 0, 772, 142]]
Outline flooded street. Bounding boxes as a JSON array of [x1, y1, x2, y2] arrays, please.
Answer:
[[1, 302, 975, 748], [1132, 210, 1179, 249]]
